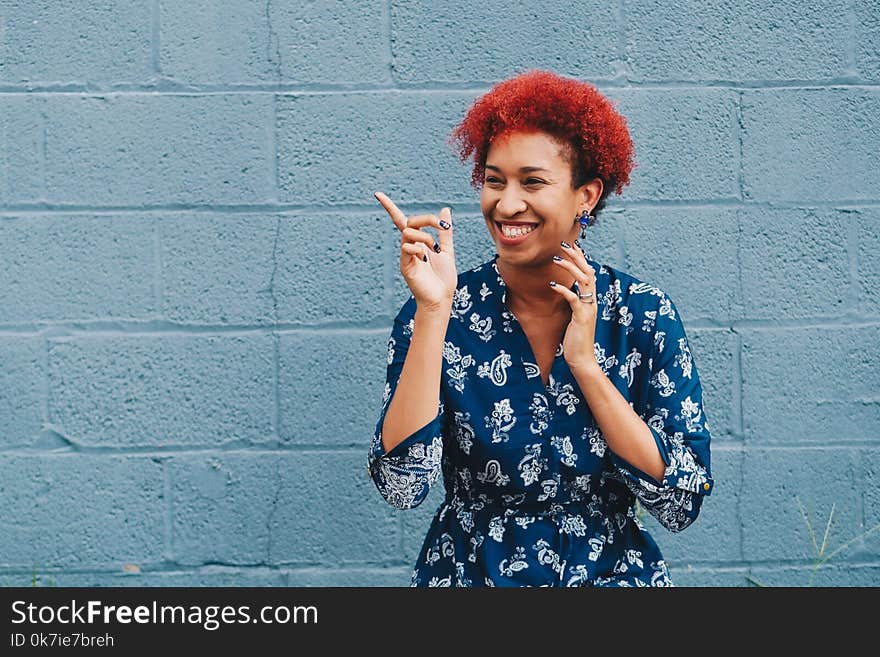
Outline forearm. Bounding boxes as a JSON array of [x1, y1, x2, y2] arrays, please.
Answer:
[[381, 304, 451, 453], [571, 363, 666, 482]]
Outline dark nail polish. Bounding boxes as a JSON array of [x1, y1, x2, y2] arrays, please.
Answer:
[[439, 220, 451, 230], [574, 239, 581, 249], [422, 254, 428, 262], [433, 241, 441, 253], [549, 281, 557, 287], [552, 255, 563, 262], [561, 241, 571, 249]]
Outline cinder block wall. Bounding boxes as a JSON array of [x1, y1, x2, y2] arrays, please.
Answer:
[[1, 1, 878, 587]]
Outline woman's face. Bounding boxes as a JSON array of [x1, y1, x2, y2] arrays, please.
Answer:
[[480, 129, 599, 268]]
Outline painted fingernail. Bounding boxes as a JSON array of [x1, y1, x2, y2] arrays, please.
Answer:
[[552, 255, 563, 262], [439, 220, 451, 230], [574, 239, 582, 249], [549, 281, 557, 287], [433, 241, 441, 253], [422, 254, 428, 262], [561, 241, 571, 249]]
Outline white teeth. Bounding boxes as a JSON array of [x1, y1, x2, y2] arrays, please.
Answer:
[[500, 224, 536, 238]]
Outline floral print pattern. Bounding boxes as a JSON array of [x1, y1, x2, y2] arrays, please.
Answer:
[[368, 255, 713, 587]]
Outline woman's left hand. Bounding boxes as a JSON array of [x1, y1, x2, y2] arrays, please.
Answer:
[[549, 241, 600, 372]]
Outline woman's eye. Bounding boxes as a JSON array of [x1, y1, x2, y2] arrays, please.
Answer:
[[484, 177, 544, 185]]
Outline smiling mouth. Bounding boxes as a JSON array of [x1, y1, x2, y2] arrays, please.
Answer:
[[495, 221, 539, 240]]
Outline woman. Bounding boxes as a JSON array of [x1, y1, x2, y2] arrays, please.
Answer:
[[368, 69, 713, 587]]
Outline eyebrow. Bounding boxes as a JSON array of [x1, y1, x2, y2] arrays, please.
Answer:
[[485, 165, 551, 174]]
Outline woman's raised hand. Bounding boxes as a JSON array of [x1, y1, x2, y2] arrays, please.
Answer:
[[374, 191, 457, 312]]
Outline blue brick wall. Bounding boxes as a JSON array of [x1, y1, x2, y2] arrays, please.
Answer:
[[0, 1, 878, 588]]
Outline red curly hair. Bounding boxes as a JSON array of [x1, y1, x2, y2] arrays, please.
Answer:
[[449, 69, 635, 219]]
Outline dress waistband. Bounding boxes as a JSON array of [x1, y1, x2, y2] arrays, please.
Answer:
[[442, 493, 597, 516]]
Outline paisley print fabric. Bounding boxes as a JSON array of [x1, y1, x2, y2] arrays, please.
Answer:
[[368, 254, 714, 587]]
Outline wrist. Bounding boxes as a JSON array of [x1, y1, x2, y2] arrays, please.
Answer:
[[568, 358, 603, 380], [415, 299, 453, 321]]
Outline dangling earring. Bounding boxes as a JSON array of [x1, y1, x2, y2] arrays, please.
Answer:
[[577, 210, 593, 241]]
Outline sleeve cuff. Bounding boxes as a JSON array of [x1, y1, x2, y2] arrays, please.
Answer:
[[371, 411, 443, 460], [612, 425, 714, 496], [650, 424, 671, 467]]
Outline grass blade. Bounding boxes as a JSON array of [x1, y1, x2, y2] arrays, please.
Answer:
[[818, 503, 835, 558], [796, 496, 819, 557]]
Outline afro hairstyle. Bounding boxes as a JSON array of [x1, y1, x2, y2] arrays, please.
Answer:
[[449, 69, 636, 222]]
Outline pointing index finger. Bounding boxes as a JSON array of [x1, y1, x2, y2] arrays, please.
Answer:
[[374, 191, 407, 232]]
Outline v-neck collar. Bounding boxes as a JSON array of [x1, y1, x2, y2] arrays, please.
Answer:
[[479, 253, 604, 393]]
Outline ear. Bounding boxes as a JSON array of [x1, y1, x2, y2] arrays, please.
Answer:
[[578, 177, 604, 213]]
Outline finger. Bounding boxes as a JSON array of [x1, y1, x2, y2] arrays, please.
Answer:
[[406, 214, 442, 230], [561, 239, 592, 274], [548, 279, 580, 306], [437, 207, 454, 254], [552, 255, 595, 288], [402, 226, 440, 253], [549, 279, 596, 308], [374, 191, 407, 232], [573, 239, 592, 261], [401, 242, 431, 263], [405, 215, 442, 252]]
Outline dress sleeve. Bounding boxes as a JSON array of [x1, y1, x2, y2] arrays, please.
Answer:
[[610, 293, 714, 532], [367, 298, 445, 510]]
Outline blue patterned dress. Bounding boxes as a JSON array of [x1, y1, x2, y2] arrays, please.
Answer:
[[368, 254, 714, 587]]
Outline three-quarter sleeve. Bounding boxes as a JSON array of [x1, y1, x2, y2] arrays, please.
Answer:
[[368, 298, 445, 510], [610, 294, 714, 532]]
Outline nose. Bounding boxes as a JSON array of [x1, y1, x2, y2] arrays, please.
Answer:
[[495, 186, 527, 218]]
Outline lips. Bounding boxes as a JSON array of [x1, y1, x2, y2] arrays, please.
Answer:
[[495, 221, 539, 244]]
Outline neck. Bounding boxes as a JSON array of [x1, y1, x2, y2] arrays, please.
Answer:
[[497, 256, 574, 319]]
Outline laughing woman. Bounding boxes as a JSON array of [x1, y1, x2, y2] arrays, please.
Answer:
[[368, 69, 713, 587]]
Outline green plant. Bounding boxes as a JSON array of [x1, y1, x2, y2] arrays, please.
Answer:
[[28, 563, 56, 587], [746, 496, 880, 587]]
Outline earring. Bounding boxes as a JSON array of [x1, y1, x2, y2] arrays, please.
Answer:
[[577, 210, 593, 240]]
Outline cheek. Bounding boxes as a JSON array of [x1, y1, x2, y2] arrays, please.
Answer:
[[479, 190, 494, 216], [544, 194, 576, 219]]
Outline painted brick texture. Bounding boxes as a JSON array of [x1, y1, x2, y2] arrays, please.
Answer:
[[0, 0, 877, 588]]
